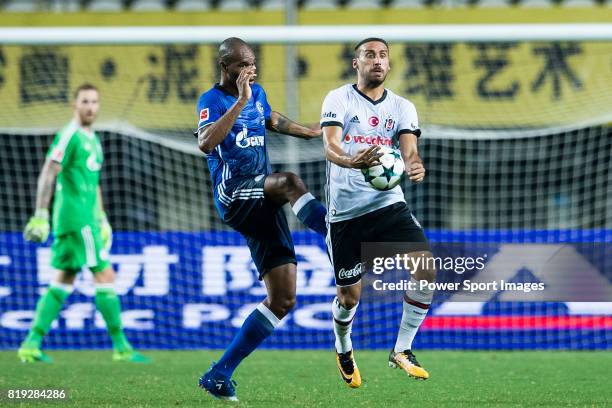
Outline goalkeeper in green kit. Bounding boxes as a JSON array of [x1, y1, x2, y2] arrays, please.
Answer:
[[19, 83, 149, 363]]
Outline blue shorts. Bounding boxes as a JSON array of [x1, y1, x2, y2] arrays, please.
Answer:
[[224, 175, 296, 278]]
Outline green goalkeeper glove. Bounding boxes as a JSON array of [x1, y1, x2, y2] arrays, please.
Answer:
[[24, 208, 50, 243], [98, 211, 113, 251]]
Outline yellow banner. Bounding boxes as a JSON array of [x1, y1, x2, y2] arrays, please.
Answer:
[[0, 40, 610, 130], [299, 41, 612, 128], [0, 44, 285, 130]]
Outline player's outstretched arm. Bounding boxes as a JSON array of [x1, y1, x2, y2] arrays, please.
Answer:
[[267, 111, 321, 139], [198, 68, 254, 154], [23, 158, 60, 242], [399, 133, 425, 183], [323, 125, 381, 168]]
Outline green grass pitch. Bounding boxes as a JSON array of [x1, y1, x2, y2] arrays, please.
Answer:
[[0, 350, 610, 407]]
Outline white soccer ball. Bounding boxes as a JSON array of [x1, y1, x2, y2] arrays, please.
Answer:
[[361, 146, 405, 191]]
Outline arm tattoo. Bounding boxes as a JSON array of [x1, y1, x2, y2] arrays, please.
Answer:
[[274, 112, 292, 134], [271, 111, 314, 139]]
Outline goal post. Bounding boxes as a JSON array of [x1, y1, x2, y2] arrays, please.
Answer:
[[1, 24, 612, 44]]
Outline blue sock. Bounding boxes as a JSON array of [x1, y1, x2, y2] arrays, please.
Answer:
[[292, 192, 327, 237], [214, 304, 279, 378]]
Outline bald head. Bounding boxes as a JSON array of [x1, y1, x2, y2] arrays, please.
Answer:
[[218, 37, 252, 65], [217, 37, 257, 89]]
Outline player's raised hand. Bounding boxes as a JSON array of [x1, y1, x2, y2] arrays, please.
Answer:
[[236, 68, 256, 103], [351, 146, 383, 169], [408, 161, 426, 183], [23, 208, 50, 243]]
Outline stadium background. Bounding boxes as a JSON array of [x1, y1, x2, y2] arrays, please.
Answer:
[[0, 0, 611, 356]]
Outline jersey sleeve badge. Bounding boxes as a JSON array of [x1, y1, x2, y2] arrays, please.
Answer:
[[200, 108, 209, 121]]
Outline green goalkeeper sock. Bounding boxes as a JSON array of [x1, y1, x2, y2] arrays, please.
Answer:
[[95, 285, 132, 352], [22, 284, 72, 349]]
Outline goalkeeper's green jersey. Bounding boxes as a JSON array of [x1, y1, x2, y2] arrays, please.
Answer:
[[46, 120, 104, 236]]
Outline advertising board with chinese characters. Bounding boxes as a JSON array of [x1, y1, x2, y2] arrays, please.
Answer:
[[0, 230, 610, 350]]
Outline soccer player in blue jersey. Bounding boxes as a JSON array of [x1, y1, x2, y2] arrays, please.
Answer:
[[195, 37, 327, 402]]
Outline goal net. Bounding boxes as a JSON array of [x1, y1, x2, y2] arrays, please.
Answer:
[[0, 30, 611, 350]]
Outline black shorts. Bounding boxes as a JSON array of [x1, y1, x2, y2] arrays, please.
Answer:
[[328, 202, 429, 286], [224, 175, 296, 279]]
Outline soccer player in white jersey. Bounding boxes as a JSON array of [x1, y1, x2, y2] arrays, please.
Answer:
[[321, 38, 436, 387]]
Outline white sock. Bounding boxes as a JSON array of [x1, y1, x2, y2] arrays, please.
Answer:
[[291, 192, 315, 215], [394, 278, 432, 352], [332, 297, 357, 353], [50, 281, 74, 294], [256, 303, 281, 328]]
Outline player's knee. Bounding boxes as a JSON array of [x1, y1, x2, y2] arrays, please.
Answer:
[[93, 267, 115, 284], [411, 252, 437, 283], [282, 172, 306, 195], [413, 266, 436, 283], [56, 270, 78, 285], [285, 296, 297, 312], [270, 295, 296, 317], [337, 295, 359, 311], [337, 286, 360, 310]]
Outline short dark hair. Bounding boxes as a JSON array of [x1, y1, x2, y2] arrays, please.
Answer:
[[218, 37, 251, 65], [354, 37, 389, 56], [74, 83, 98, 99]]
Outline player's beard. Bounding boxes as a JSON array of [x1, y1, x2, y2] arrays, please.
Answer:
[[364, 69, 388, 88], [80, 112, 96, 126], [365, 76, 385, 88]]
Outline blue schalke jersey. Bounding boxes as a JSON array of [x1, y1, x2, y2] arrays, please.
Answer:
[[196, 83, 272, 219]]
